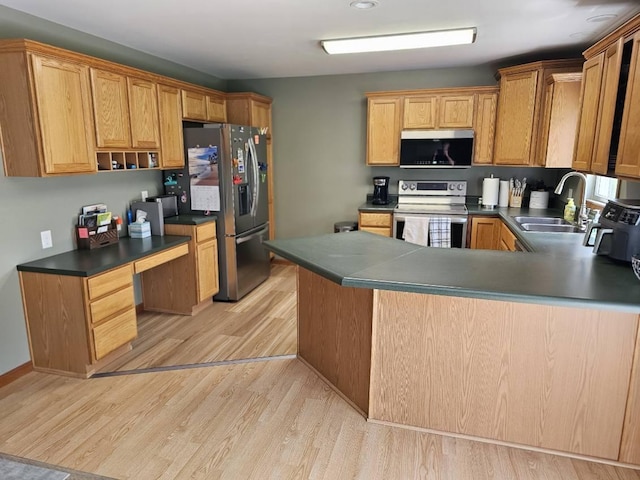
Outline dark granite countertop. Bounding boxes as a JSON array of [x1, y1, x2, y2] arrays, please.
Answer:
[[164, 214, 217, 225], [265, 229, 640, 313], [17, 235, 191, 277], [358, 201, 397, 213]]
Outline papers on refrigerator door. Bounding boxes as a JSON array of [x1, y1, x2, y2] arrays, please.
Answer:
[[188, 146, 221, 212], [191, 184, 220, 211]]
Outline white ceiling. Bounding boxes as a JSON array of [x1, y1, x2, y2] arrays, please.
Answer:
[[1, 0, 639, 79]]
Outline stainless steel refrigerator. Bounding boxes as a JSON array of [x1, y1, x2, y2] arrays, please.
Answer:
[[164, 124, 270, 301]]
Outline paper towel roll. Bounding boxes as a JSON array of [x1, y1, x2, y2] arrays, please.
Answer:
[[482, 176, 500, 207], [499, 180, 510, 207]]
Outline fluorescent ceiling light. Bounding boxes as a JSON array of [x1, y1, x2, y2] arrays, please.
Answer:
[[321, 28, 477, 55]]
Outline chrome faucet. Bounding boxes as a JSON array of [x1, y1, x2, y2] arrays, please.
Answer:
[[554, 171, 588, 231]]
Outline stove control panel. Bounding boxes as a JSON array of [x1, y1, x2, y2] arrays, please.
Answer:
[[398, 180, 467, 196]]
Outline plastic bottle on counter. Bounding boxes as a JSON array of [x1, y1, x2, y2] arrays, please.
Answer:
[[564, 197, 576, 222]]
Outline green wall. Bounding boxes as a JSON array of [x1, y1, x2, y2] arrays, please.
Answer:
[[0, 6, 226, 375], [0, 5, 578, 376], [229, 73, 567, 238]]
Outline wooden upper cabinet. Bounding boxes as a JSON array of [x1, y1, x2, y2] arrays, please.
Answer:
[[30, 54, 96, 174], [493, 70, 539, 165], [473, 91, 498, 164], [403, 96, 437, 128], [438, 95, 474, 128], [536, 73, 582, 168], [592, 38, 624, 175], [616, 31, 640, 179], [127, 77, 160, 149], [206, 93, 227, 122], [403, 94, 474, 129], [226, 93, 273, 133], [157, 84, 184, 168], [494, 60, 583, 166], [90, 69, 131, 148], [181, 89, 207, 121], [367, 96, 403, 165], [573, 55, 605, 172]]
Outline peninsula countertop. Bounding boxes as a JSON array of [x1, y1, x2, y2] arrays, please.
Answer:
[[264, 227, 640, 313]]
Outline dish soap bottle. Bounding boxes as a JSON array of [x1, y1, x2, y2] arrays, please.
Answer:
[[564, 196, 576, 223]]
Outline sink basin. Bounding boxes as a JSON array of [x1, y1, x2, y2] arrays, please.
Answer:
[[518, 223, 582, 233], [512, 216, 571, 225]]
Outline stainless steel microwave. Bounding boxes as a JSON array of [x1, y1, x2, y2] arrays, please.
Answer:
[[400, 129, 474, 168]]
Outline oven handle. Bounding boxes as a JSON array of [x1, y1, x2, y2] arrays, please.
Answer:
[[393, 214, 468, 223]]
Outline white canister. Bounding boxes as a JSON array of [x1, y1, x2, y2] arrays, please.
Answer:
[[529, 191, 550, 209], [498, 180, 510, 207]]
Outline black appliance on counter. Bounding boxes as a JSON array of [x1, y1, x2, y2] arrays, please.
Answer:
[[584, 198, 640, 262], [372, 176, 390, 205], [147, 194, 178, 218]]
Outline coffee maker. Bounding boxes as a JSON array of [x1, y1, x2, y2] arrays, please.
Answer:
[[372, 176, 390, 205]]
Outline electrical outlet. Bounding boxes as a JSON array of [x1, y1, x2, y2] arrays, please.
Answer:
[[141, 190, 148, 201], [40, 230, 53, 249]]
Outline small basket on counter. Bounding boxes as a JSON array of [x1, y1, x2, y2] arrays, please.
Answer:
[[76, 219, 119, 250]]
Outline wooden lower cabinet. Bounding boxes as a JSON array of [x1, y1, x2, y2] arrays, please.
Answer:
[[142, 222, 219, 314], [470, 217, 520, 251], [358, 212, 393, 237], [19, 264, 137, 377], [469, 216, 501, 249], [499, 221, 518, 251]]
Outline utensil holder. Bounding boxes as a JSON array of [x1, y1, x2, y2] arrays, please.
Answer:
[[509, 194, 523, 208]]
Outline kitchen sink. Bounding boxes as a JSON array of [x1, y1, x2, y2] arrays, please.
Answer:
[[518, 223, 582, 233], [510, 215, 582, 234], [511, 216, 571, 225]]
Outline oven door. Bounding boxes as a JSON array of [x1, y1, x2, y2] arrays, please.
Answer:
[[393, 213, 468, 248]]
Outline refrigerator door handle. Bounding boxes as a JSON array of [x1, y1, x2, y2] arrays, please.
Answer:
[[235, 224, 269, 244], [248, 136, 260, 218]]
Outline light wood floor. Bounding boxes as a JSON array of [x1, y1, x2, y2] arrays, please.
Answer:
[[99, 263, 297, 373], [1, 358, 640, 479], [3, 263, 640, 478]]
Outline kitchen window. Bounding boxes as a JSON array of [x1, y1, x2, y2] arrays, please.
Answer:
[[586, 174, 619, 205]]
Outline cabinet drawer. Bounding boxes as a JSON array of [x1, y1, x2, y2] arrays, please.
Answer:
[[134, 243, 189, 273], [359, 212, 392, 227], [196, 222, 216, 243], [360, 226, 392, 237], [87, 264, 133, 300], [89, 285, 135, 325], [93, 308, 137, 360]]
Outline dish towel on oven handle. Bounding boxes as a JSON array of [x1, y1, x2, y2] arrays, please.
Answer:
[[429, 217, 451, 248], [402, 216, 430, 247]]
